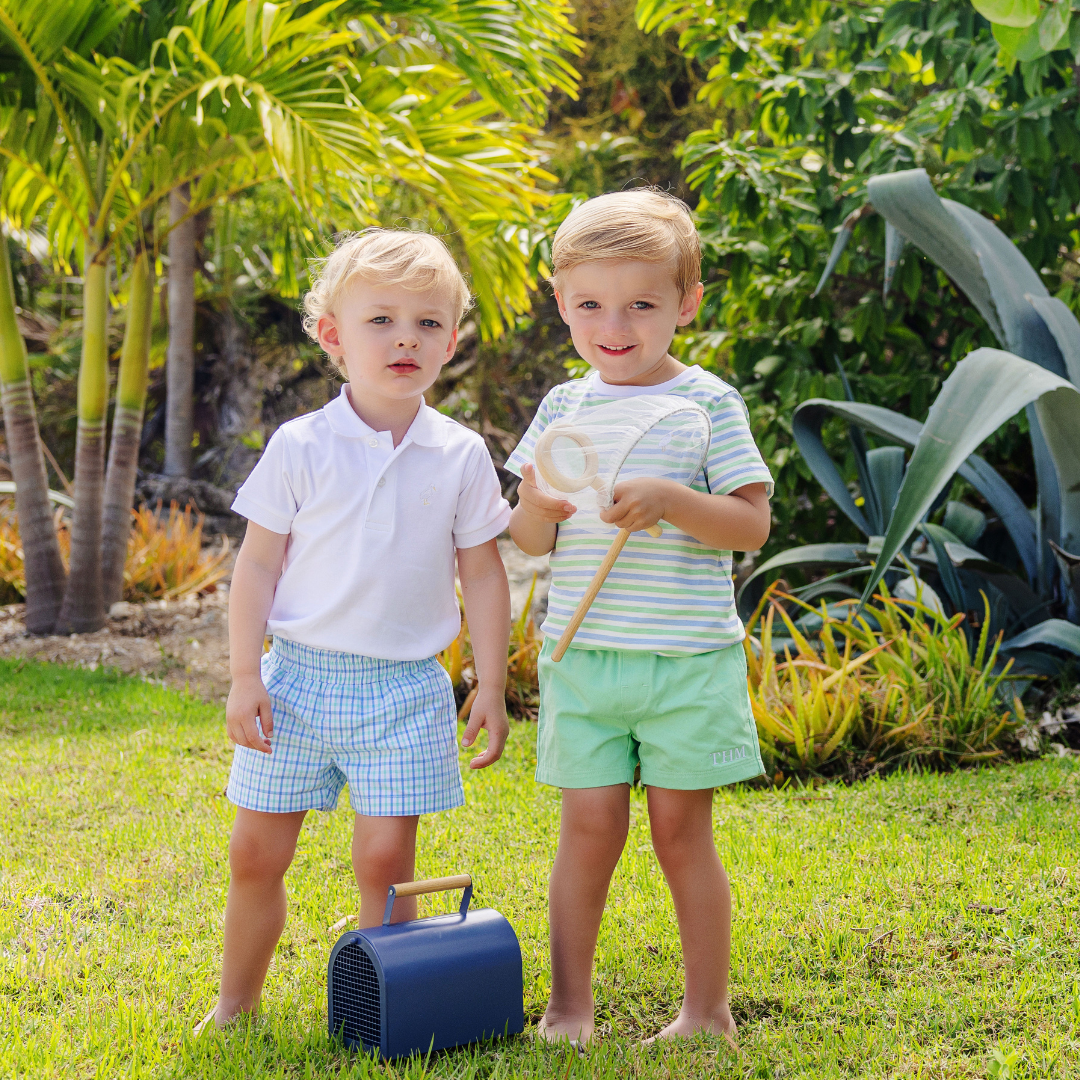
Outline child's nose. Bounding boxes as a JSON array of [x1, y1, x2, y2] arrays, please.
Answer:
[[396, 330, 420, 349]]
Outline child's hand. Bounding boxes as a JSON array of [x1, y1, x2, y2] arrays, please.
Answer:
[[601, 477, 676, 533], [226, 674, 274, 754], [516, 463, 576, 523], [461, 685, 509, 769]]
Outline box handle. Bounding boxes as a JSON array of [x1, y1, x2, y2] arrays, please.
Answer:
[[382, 873, 473, 926]]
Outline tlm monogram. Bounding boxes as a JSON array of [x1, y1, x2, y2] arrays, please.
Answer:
[[711, 746, 747, 766]]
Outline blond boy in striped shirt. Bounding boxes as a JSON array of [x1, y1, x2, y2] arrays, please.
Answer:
[[506, 190, 773, 1047]]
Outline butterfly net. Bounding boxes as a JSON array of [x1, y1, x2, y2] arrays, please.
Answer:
[[533, 395, 712, 515]]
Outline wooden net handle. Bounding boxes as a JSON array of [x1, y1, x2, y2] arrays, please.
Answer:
[[553, 529, 630, 661]]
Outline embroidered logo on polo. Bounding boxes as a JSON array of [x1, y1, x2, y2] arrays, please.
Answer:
[[419, 484, 436, 505], [711, 746, 748, 766]]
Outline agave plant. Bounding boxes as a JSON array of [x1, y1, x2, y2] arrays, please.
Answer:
[[743, 168, 1080, 668]]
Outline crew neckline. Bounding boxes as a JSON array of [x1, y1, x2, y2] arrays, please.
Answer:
[[592, 365, 701, 397]]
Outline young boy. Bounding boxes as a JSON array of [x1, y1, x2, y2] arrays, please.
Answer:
[[506, 190, 772, 1045], [203, 229, 512, 1029]]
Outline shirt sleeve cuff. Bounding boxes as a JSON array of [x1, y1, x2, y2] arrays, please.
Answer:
[[231, 493, 293, 534], [715, 472, 775, 499], [454, 503, 512, 549]]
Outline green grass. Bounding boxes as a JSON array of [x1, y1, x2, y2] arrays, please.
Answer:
[[1, 658, 1078, 1079]]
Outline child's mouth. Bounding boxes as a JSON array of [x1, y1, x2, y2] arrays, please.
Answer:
[[389, 360, 420, 373], [597, 344, 636, 356]]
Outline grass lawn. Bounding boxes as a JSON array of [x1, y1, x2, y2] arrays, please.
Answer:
[[1, 658, 1078, 1079]]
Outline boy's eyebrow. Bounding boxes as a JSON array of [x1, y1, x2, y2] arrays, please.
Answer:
[[564, 290, 668, 301], [362, 303, 451, 315]]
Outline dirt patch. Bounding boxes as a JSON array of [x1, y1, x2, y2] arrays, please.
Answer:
[[0, 538, 550, 703], [0, 590, 233, 701]]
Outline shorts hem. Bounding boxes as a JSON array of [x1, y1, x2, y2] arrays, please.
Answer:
[[534, 768, 635, 789], [640, 761, 764, 790], [227, 789, 341, 814], [347, 790, 466, 816]]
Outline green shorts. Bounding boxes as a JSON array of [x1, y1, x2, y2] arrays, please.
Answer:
[[536, 638, 764, 790]]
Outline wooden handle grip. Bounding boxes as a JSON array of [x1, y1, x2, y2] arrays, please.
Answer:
[[552, 529, 630, 662], [389, 874, 472, 898]]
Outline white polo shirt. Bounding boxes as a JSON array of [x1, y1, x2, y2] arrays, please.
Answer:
[[231, 386, 511, 660]]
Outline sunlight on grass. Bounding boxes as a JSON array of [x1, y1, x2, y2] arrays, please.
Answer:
[[1, 658, 1078, 1078]]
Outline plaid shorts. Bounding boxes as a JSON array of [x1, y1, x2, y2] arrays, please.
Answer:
[[226, 637, 464, 816]]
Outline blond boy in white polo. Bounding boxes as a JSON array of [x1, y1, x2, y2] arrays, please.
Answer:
[[507, 190, 773, 1046], [201, 229, 512, 1029]]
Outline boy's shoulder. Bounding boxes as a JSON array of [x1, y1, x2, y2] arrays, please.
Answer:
[[668, 365, 741, 407]]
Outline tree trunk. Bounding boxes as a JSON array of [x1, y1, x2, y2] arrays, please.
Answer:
[[102, 244, 154, 606], [165, 182, 196, 477], [56, 253, 110, 634], [0, 234, 66, 632]]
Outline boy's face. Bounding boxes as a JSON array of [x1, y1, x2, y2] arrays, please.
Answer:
[[554, 259, 703, 384], [316, 277, 457, 402]]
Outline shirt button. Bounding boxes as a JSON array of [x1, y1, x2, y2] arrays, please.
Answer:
[[377, 477, 386, 487], [368, 437, 378, 447]]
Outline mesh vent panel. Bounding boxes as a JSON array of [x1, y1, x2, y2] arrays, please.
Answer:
[[331, 941, 381, 1048]]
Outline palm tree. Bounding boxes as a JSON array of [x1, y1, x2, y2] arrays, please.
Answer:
[[2, 0, 581, 630], [0, 0, 132, 632], [157, 0, 582, 473]]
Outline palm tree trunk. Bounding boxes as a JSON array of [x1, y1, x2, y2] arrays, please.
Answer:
[[165, 182, 195, 477], [0, 234, 66, 633], [56, 252, 110, 634], [102, 244, 154, 606]]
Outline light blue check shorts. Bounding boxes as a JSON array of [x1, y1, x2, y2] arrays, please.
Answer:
[[226, 637, 464, 817]]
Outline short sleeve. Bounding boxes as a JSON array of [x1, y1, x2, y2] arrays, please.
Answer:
[[503, 389, 557, 479], [706, 391, 774, 498], [231, 429, 297, 534], [453, 442, 512, 548]]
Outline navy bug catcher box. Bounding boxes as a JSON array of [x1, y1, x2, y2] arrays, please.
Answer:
[[328, 874, 524, 1059]]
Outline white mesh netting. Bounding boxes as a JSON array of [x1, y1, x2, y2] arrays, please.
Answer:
[[533, 395, 712, 515]]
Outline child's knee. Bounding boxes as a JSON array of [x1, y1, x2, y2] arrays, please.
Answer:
[[561, 803, 629, 859], [228, 827, 295, 882]]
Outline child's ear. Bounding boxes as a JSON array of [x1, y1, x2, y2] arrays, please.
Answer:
[[554, 289, 570, 324], [676, 282, 705, 327], [442, 325, 458, 365], [317, 315, 343, 356]]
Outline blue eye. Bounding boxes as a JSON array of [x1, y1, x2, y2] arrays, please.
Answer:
[[371, 316, 390, 324], [420, 319, 440, 328], [580, 300, 599, 309], [631, 301, 654, 310]]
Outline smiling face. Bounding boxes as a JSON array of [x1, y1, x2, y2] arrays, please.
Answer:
[[554, 259, 703, 385], [316, 276, 458, 407]]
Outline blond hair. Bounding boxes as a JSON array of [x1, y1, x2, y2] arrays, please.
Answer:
[[551, 189, 701, 298], [302, 228, 472, 349]]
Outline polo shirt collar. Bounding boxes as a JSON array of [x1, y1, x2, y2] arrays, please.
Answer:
[[324, 384, 448, 447]]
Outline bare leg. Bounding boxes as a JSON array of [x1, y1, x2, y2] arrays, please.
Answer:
[[212, 808, 307, 1026], [645, 786, 734, 1039], [352, 814, 420, 928], [539, 785, 630, 1045]]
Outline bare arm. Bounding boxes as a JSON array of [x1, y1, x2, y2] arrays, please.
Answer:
[[600, 479, 771, 552], [508, 462, 576, 556], [456, 538, 511, 769], [226, 522, 288, 754]]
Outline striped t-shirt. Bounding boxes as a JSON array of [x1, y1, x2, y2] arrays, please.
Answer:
[[504, 365, 773, 655]]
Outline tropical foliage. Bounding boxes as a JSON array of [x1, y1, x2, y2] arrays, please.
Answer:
[[746, 584, 1023, 777], [0, 0, 581, 634], [742, 169, 1080, 674], [0, 494, 228, 603], [634, 0, 1080, 554]]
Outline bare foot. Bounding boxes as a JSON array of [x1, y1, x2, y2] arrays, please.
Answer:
[[641, 1007, 737, 1049], [193, 1003, 248, 1036], [537, 1012, 594, 1049]]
